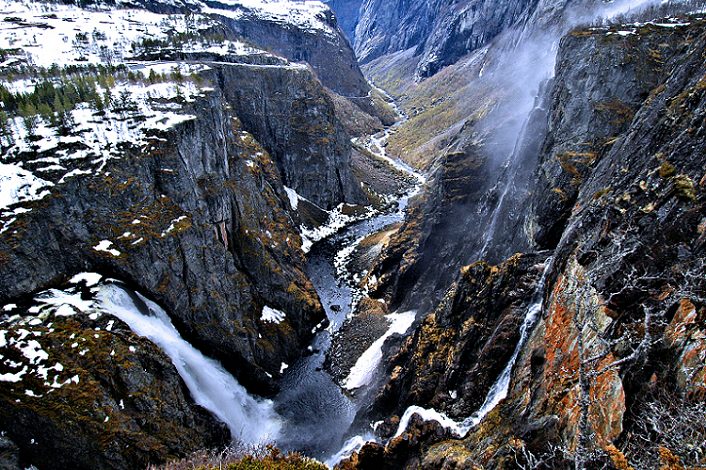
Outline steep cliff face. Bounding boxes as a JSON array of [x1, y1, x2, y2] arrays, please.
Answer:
[[207, 1, 369, 98], [370, 253, 550, 423], [344, 13, 706, 469], [215, 64, 366, 209], [510, 18, 706, 464], [323, 0, 363, 42], [354, 0, 543, 78], [526, 24, 684, 249], [0, 78, 325, 392]]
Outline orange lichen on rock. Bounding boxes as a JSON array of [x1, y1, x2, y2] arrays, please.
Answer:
[[539, 260, 626, 449], [664, 299, 706, 398]]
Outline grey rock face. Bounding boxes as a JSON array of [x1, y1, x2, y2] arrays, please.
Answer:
[[526, 27, 681, 249], [214, 64, 366, 209], [206, 0, 370, 98], [355, 0, 537, 77], [0, 76, 325, 395], [324, 0, 364, 42], [0, 436, 20, 470]]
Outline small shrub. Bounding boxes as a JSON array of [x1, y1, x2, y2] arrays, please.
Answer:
[[151, 445, 327, 470]]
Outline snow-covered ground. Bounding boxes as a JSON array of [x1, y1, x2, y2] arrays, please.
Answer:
[[0, 0, 331, 235], [342, 310, 416, 391], [0, 276, 102, 393], [0, 0, 300, 236], [203, 0, 336, 37], [0, 74, 206, 230], [0, 0, 218, 67]]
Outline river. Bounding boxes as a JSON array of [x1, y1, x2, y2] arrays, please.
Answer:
[[95, 91, 425, 465], [273, 100, 424, 460]]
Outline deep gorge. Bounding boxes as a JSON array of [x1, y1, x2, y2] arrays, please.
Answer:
[[0, 0, 705, 468]]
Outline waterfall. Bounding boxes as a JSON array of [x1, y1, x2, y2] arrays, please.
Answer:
[[477, 91, 543, 261], [393, 257, 553, 438], [459, 257, 552, 431], [97, 283, 282, 444]]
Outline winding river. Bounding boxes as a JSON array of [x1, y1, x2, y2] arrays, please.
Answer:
[[96, 91, 424, 465], [274, 101, 424, 461]]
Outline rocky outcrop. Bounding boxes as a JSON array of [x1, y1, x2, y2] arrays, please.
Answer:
[[370, 252, 550, 423], [213, 63, 366, 209], [205, 0, 370, 98], [344, 14, 706, 469]]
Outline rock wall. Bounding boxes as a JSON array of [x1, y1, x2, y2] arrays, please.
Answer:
[[344, 14, 706, 469], [214, 64, 366, 209], [210, 2, 370, 98], [354, 0, 538, 78], [0, 71, 326, 395], [324, 0, 363, 42]]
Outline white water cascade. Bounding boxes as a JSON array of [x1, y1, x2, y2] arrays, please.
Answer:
[[97, 283, 282, 444], [394, 257, 553, 438]]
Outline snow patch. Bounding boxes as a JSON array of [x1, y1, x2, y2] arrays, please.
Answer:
[[261, 306, 286, 324], [283, 186, 299, 210], [0, 163, 53, 211], [342, 311, 416, 390], [69, 272, 103, 287], [393, 406, 464, 438], [93, 240, 121, 257]]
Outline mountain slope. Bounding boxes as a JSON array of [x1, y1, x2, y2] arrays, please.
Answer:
[[0, 0, 397, 466], [343, 11, 706, 469]]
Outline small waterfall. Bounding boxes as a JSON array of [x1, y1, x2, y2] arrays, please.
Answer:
[[459, 257, 552, 431], [393, 257, 553, 438], [97, 283, 281, 444], [477, 98, 537, 260]]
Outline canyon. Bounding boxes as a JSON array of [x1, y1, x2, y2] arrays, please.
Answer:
[[0, 0, 704, 469]]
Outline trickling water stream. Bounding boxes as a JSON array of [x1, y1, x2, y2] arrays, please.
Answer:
[[393, 257, 554, 438]]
